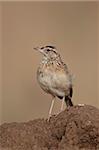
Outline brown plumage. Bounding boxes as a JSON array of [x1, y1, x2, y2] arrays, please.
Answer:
[[34, 46, 73, 120]]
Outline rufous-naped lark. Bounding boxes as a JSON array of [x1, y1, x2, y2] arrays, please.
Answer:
[[34, 46, 73, 119]]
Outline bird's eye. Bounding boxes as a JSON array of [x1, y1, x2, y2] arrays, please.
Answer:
[[47, 49, 50, 52]]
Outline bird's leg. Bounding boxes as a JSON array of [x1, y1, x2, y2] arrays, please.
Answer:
[[48, 96, 55, 121], [60, 96, 65, 112]]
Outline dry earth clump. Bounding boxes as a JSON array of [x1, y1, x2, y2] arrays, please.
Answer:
[[0, 105, 99, 150]]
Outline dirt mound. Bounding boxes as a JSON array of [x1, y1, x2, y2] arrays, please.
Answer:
[[0, 105, 99, 150]]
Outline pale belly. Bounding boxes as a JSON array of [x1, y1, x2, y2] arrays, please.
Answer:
[[37, 71, 72, 97]]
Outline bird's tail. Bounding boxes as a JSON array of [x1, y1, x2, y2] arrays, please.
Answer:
[[65, 96, 73, 107]]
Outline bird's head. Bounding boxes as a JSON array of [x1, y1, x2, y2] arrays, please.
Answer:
[[34, 46, 59, 59]]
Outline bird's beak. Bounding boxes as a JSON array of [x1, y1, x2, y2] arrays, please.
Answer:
[[33, 47, 43, 54], [34, 47, 39, 51]]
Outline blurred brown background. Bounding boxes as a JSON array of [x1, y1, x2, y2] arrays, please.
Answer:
[[0, 2, 99, 124]]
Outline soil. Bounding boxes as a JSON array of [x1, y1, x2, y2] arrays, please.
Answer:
[[0, 105, 99, 150]]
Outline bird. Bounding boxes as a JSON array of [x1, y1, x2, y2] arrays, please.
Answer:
[[34, 45, 73, 120]]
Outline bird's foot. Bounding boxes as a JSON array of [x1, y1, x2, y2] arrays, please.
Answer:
[[47, 114, 57, 122]]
